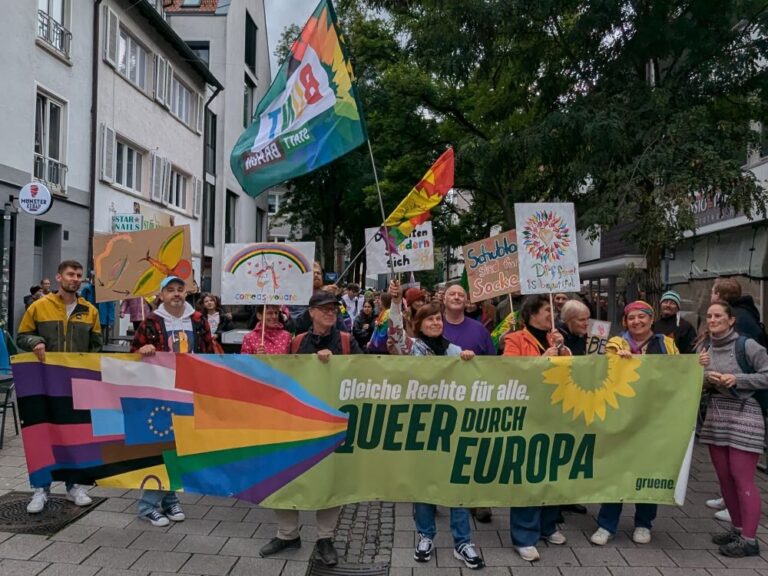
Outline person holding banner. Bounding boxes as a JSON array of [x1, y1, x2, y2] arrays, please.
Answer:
[[387, 280, 485, 569], [697, 301, 768, 558], [590, 301, 678, 547], [503, 295, 568, 562]]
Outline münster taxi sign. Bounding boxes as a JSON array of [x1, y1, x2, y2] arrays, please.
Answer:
[[18, 182, 53, 216]]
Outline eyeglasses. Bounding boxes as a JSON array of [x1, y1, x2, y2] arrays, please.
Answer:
[[313, 305, 338, 314]]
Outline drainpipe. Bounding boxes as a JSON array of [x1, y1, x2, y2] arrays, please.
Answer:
[[87, 0, 103, 270], [200, 85, 221, 292]]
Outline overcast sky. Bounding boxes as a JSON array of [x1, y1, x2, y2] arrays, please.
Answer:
[[264, 0, 318, 79]]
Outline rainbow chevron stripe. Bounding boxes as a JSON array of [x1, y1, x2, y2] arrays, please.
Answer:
[[224, 243, 312, 274]]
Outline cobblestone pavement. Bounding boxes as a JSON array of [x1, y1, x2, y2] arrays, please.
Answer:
[[0, 412, 766, 576]]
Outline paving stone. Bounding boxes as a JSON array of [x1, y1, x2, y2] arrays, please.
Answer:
[[179, 553, 237, 575], [667, 532, 719, 549], [560, 568, 612, 576], [49, 524, 100, 543], [37, 565, 99, 576], [715, 553, 768, 569], [0, 559, 50, 576], [93, 570, 150, 576], [532, 546, 580, 567], [707, 570, 762, 576], [173, 504, 211, 520], [203, 506, 249, 522], [129, 531, 185, 551], [208, 520, 259, 538], [230, 557, 285, 576], [244, 508, 282, 523], [219, 536, 263, 558], [165, 518, 219, 535], [477, 547, 531, 567], [96, 498, 136, 513], [85, 527, 143, 548], [0, 534, 52, 560], [196, 495, 237, 507], [82, 546, 145, 570], [173, 534, 227, 555], [464, 568, 510, 576], [619, 549, 677, 567], [657, 570, 711, 576], [411, 568, 460, 576], [175, 492, 203, 505], [280, 560, 310, 576], [664, 549, 725, 568], [572, 547, 628, 567], [131, 550, 191, 572], [673, 518, 724, 532], [606, 569, 662, 576], [76, 511, 135, 529], [507, 569, 561, 576], [33, 541, 98, 564]]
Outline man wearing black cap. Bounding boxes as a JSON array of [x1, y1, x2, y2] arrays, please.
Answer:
[[652, 290, 697, 354], [260, 290, 362, 566], [131, 275, 216, 527]]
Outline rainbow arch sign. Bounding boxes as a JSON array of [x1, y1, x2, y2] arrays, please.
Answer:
[[222, 242, 315, 305]]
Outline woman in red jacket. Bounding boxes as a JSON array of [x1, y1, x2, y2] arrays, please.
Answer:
[[503, 294, 567, 562]]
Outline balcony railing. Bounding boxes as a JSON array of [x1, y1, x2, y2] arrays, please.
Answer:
[[37, 10, 72, 59], [33, 154, 68, 193]]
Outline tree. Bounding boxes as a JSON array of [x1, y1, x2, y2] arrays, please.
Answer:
[[354, 0, 768, 301]]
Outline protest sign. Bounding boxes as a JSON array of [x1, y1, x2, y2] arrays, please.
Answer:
[[93, 225, 191, 302], [587, 320, 612, 355], [221, 242, 315, 305], [14, 352, 700, 508], [365, 222, 434, 274], [462, 230, 520, 303], [514, 203, 580, 294]]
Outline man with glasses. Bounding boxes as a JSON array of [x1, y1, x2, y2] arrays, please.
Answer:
[[260, 291, 362, 566]]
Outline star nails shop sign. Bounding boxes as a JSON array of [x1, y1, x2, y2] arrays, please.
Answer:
[[18, 183, 53, 216]]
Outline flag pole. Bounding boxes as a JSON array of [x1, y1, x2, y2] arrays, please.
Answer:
[[367, 139, 396, 278]]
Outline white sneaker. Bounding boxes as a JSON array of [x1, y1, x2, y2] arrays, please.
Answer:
[[27, 488, 47, 514], [590, 528, 613, 546], [632, 527, 652, 544], [66, 485, 92, 506], [715, 508, 732, 522], [515, 545, 540, 561], [706, 497, 726, 510], [546, 530, 567, 545]]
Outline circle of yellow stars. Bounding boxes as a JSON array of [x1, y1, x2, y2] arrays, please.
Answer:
[[147, 405, 174, 438]]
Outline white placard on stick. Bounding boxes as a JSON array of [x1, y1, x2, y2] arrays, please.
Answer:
[[514, 203, 580, 294], [221, 242, 315, 305], [364, 222, 434, 274]]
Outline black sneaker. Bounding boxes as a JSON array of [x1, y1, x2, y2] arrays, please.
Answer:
[[712, 528, 740, 546], [140, 509, 169, 527], [454, 542, 484, 569], [315, 538, 338, 566], [163, 503, 185, 522], [260, 537, 301, 557], [719, 536, 760, 558], [414, 534, 434, 562]]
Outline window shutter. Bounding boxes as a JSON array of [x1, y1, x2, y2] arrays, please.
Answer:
[[104, 6, 119, 67], [100, 124, 116, 183], [196, 94, 204, 134], [161, 159, 171, 205], [193, 178, 202, 217], [154, 55, 166, 103], [164, 65, 174, 109], [150, 152, 163, 203]]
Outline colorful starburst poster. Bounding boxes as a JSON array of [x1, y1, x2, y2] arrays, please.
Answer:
[[514, 203, 580, 294], [221, 242, 315, 305], [364, 222, 434, 274]]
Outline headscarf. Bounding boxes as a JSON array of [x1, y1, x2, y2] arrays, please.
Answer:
[[623, 300, 654, 319]]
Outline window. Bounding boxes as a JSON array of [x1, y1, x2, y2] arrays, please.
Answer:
[[245, 12, 257, 75], [168, 169, 188, 210], [204, 110, 216, 175], [115, 141, 143, 192], [171, 76, 192, 125], [34, 92, 67, 189], [267, 193, 280, 215], [37, 0, 71, 58], [243, 75, 255, 128], [256, 208, 266, 241], [117, 29, 148, 90], [187, 41, 209, 67], [226, 191, 238, 243], [204, 182, 215, 246], [182, 0, 202, 5]]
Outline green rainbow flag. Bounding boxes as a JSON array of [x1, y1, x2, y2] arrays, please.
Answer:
[[230, 0, 366, 198]]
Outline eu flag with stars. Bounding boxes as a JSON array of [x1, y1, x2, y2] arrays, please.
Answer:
[[121, 398, 193, 446]]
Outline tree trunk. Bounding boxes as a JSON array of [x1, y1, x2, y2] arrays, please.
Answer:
[[642, 245, 663, 311]]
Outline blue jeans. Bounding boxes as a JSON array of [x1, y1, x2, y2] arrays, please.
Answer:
[[138, 490, 179, 516], [597, 503, 657, 534], [413, 504, 470, 547], [509, 506, 560, 547], [36, 482, 75, 492]]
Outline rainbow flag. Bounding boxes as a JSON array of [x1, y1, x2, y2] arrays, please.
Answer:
[[230, 0, 366, 198], [367, 308, 390, 352], [382, 148, 454, 247], [491, 312, 518, 348]]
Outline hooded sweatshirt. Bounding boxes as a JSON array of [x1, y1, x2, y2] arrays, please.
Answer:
[[154, 302, 197, 353], [731, 295, 767, 347]]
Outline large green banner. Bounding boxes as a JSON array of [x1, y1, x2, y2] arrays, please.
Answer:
[[14, 353, 701, 509]]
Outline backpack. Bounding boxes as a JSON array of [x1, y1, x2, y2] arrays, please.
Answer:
[[732, 335, 768, 416], [291, 331, 351, 354]]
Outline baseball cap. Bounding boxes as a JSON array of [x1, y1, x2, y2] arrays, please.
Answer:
[[160, 276, 185, 290], [309, 291, 339, 308]]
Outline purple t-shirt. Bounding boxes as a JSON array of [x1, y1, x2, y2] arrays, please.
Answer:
[[443, 316, 495, 356]]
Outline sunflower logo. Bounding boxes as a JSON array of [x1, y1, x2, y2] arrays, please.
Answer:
[[543, 355, 642, 425], [521, 210, 571, 263]]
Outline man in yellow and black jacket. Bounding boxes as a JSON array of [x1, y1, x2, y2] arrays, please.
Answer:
[[16, 259, 102, 514]]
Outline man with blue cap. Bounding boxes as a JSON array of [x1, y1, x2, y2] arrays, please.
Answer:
[[652, 290, 697, 353]]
